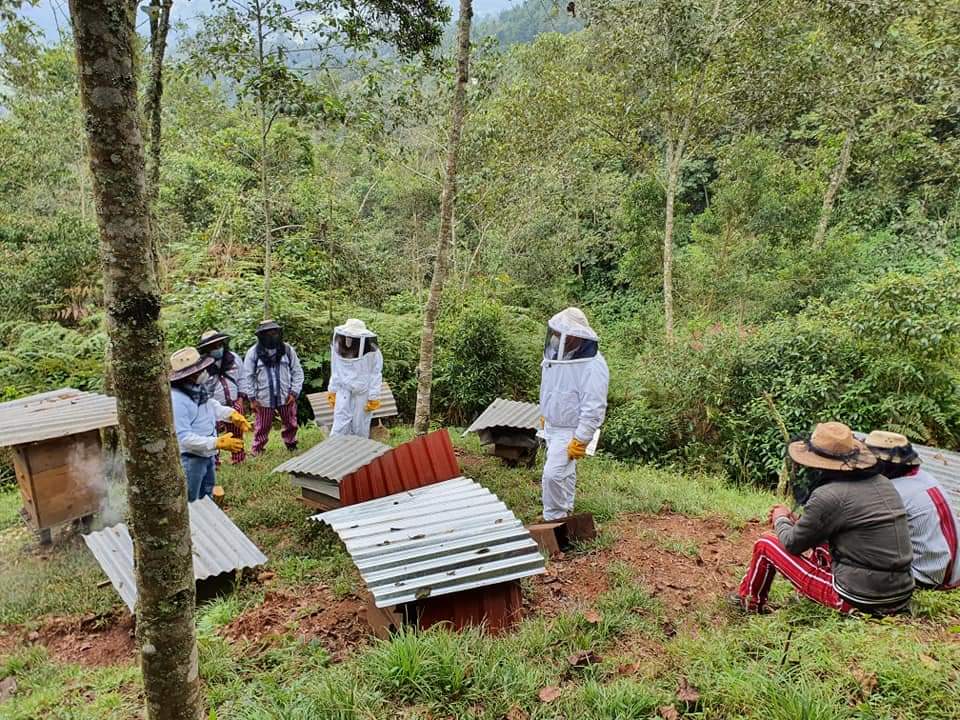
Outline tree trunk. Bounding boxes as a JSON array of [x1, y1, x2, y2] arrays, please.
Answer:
[[255, 2, 273, 320], [412, 0, 473, 435], [67, 4, 202, 719], [663, 139, 680, 342], [813, 125, 855, 248], [144, 0, 173, 206]]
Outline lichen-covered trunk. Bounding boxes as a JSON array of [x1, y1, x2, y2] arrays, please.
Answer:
[[813, 125, 855, 248], [663, 140, 679, 342], [413, 0, 473, 435], [67, 3, 202, 719]]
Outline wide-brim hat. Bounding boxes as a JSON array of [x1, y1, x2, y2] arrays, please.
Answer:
[[864, 430, 921, 466], [788, 421, 877, 471], [170, 347, 214, 381], [255, 319, 281, 335], [197, 329, 230, 350]]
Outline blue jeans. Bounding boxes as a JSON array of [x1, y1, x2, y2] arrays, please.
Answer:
[[181, 453, 216, 502]]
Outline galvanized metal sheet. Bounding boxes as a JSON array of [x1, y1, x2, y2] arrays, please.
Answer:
[[916, 444, 960, 511], [83, 497, 267, 612], [0, 388, 118, 448], [313, 477, 545, 607], [465, 398, 541, 435], [292, 475, 341, 499], [307, 383, 399, 428], [272, 434, 391, 481]]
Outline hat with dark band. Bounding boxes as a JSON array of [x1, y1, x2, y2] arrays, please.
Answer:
[[788, 421, 877, 471], [197, 329, 230, 350], [170, 347, 214, 382], [864, 430, 921, 466]]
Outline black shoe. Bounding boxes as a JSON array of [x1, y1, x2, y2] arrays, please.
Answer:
[[285, 442, 298, 451]]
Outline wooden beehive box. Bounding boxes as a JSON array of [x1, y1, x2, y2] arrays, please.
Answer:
[[12, 429, 106, 531], [0, 389, 118, 537]]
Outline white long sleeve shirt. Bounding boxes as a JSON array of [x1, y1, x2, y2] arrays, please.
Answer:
[[171, 388, 234, 457]]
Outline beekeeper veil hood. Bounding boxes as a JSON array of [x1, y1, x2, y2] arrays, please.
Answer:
[[543, 307, 599, 362], [332, 318, 378, 361]]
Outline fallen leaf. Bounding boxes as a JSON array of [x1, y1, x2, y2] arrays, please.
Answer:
[[658, 706, 679, 720], [505, 706, 529, 720], [919, 653, 940, 670], [538, 686, 561, 703], [677, 677, 701, 704], [851, 668, 877, 698], [583, 610, 602, 624], [257, 571, 276, 583], [567, 650, 601, 668], [0, 677, 16, 703], [616, 662, 640, 676]]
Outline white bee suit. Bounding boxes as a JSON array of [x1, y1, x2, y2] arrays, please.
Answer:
[[327, 320, 384, 438], [539, 308, 609, 521]]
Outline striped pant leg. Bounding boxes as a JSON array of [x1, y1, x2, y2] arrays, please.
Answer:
[[738, 533, 855, 613], [279, 400, 299, 447], [228, 398, 247, 463], [252, 405, 276, 454]]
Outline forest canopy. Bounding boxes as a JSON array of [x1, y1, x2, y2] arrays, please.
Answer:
[[2, 0, 959, 486]]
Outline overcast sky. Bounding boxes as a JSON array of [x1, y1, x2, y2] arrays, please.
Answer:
[[17, 0, 520, 44]]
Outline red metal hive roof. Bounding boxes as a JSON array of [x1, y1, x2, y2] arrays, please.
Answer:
[[339, 429, 461, 505]]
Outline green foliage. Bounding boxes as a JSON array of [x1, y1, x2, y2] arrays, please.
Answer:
[[433, 295, 540, 424], [0, 321, 105, 401]]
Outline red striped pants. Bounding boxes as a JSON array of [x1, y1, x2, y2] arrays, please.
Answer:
[[738, 533, 855, 614], [215, 398, 247, 465], [252, 401, 298, 454]]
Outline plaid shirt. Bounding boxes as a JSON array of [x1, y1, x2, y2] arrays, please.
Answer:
[[892, 468, 960, 588]]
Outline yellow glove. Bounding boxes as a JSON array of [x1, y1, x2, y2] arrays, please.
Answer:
[[326, 392, 337, 408], [365, 399, 381, 413], [215, 432, 244, 453], [229, 411, 252, 433], [567, 437, 588, 460]]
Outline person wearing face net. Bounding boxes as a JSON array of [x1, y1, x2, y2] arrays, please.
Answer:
[[325, 318, 384, 438], [168, 347, 250, 501], [539, 307, 610, 521]]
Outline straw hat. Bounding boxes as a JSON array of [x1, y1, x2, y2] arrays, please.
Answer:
[[169, 347, 214, 382], [788, 422, 877, 471], [864, 430, 921, 466], [197, 329, 230, 350]]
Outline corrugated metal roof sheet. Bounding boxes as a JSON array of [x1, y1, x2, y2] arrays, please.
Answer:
[[916, 444, 960, 511], [339, 429, 460, 505], [83, 497, 267, 612], [272, 435, 391, 481], [0, 388, 117, 448], [465, 398, 540, 434], [313, 477, 546, 608], [307, 383, 399, 428]]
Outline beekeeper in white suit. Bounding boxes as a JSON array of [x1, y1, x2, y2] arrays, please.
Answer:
[[325, 319, 384, 437], [539, 307, 609, 521]]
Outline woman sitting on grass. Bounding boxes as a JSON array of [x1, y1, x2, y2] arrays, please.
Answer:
[[735, 421, 914, 615]]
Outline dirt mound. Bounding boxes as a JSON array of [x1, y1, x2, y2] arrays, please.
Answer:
[[0, 611, 136, 668], [221, 583, 369, 661], [528, 513, 762, 619]]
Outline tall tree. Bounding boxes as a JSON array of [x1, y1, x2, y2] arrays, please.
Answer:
[[143, 0, 173, 206], [413, 0, 473, 434], [67, 3, 202, 719], [188, 0, 448, 319]]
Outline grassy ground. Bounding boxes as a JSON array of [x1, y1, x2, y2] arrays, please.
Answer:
[[2, 425, 960, 719]]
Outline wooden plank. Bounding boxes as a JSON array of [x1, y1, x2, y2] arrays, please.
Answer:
[[299, 488, 342, 512], [526, 522, 563, 557], [12, 446, 39, 529]]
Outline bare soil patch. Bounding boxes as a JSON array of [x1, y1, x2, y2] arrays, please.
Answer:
[[0, 611, 135, 668], [528, 513, 762, 620], [220, 583, 369, 661]]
